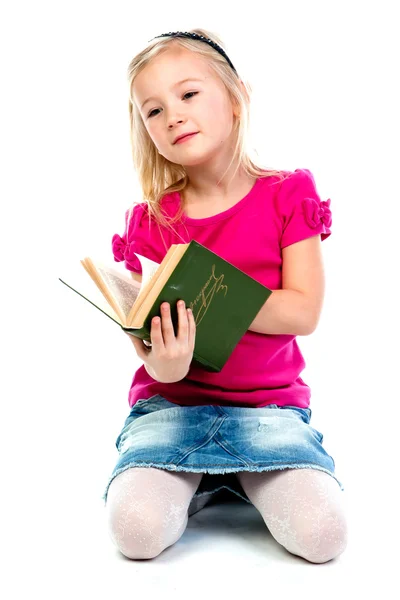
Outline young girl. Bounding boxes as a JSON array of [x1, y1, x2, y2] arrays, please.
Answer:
[[103, 29, 348, 564]]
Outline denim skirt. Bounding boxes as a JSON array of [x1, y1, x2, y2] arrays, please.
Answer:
[[102, 394, 343, 516]]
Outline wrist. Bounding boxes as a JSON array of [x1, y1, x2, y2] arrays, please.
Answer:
[[144, 362, 160, 381], [144, 362, 189, 383]]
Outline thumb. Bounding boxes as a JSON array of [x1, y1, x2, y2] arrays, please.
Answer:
[[125, 332, 147, 359]]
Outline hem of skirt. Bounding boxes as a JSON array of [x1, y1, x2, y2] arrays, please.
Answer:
[[101, 461, 344, 505]]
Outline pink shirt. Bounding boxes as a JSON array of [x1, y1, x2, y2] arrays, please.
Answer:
[[112, 168, 332, 409]]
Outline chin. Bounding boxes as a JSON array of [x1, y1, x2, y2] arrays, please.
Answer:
[[164, 152, 209, 167], [174, 147, 220, 167]]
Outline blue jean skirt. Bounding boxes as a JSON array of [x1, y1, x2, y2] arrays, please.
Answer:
[[102, 394, 343, 516]]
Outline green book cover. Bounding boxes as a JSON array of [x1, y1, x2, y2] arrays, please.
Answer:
[[59, 240, 272, 373]]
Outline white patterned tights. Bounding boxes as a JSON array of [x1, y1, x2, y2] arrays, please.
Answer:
[[106, 466, 348, 563]]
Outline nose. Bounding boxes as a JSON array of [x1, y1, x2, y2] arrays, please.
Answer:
[[168, 118, 184, 129]]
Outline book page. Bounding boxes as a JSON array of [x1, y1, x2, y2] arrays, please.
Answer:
[[59, 258, 124, 324], [96, 265, 142, 320], [134, 253, 161, 299], [76, 251, 162, 326]]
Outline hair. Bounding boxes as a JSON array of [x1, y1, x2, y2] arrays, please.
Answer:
[[125, 27, 291, 240]]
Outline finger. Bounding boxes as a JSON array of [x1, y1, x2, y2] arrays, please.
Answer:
[[176, 300, 189, 343], [187, 308, 196, 349], [126, 333, 147, 360], [160, 302, 176, 346], [150, 315, 164, 349]]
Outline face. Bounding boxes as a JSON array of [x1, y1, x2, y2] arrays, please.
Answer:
[[132, 46, 238, 166]]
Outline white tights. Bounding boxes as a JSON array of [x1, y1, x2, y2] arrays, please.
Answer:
[[106, 466, 348, 563]]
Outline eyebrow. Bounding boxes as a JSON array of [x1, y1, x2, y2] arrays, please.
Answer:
[[140, 78, 205, 110]]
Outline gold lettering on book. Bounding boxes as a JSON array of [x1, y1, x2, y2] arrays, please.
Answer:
[[189, 264, 228, 326]]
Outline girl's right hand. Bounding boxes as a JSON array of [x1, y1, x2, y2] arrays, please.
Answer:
[[126, 300, 196, 383]]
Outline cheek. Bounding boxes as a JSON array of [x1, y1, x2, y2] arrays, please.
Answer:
[[206, 98, 233, 130], [145, 120, 156, 136], [145, 122, 161, 146]]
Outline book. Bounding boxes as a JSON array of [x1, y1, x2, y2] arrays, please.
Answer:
[[59, 240, 273, 372]]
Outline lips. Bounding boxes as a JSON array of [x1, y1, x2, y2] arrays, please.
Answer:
[[174, 132, 198, 144]]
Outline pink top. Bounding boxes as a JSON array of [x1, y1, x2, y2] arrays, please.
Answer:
[[112, 168, 332, 409]]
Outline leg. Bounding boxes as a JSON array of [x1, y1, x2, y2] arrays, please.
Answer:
[[106, 467, 203, 560], [237, 468, 348, 563]]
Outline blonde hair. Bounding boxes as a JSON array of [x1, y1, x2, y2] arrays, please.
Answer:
[[125, 27, 290, 240]]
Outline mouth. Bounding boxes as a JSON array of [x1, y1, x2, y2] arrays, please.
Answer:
[[173, 132, 199, 144]]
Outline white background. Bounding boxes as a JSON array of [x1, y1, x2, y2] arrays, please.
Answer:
[[2, 0, 399, 597]]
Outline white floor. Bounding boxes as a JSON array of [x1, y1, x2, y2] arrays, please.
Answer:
[[8, 471, 393, 600]]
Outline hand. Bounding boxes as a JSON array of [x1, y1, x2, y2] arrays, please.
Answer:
[[125, 300, 196, 383]]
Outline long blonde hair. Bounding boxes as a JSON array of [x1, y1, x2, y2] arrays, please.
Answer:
[[125, 28, 290, 239]]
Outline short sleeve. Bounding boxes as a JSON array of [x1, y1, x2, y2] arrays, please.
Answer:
[[278, 168, 332, 249], [111, 203, 161, 274]]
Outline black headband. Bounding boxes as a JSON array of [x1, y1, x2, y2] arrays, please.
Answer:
[[148, 31, 238, 75]]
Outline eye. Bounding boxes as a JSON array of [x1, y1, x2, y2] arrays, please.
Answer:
[[182, 91, 197, 100], [147, 91, 198, 118]]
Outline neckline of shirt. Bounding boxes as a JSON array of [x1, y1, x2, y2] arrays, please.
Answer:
[[173, 177, 263, 226]]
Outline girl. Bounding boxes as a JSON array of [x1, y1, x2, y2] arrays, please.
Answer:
[[103, 29, 348, 563]]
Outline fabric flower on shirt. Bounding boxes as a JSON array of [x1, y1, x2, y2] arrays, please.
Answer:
[[111, 233, 142, 272], [111, 233, 126, 262], [303, 197, 332, 229], [112, 234, 138, 262]]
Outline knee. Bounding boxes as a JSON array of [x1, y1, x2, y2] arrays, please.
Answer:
[[107, 501, 187, 560], [292, 509, 349, 564]]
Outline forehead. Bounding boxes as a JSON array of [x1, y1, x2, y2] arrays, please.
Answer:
[[132, 47, 216, 100]]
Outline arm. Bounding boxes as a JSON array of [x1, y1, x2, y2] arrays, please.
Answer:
[[130, 271, 142, 284], [144, 362, 164, 381], [144, 361, 190, 382], [248, 235, 325, 336]]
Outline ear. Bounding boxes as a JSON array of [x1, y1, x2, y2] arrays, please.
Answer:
[[232, 80, 250, 118]]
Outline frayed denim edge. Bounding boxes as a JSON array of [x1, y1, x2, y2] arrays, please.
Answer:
[[101, 462, 344, 506]]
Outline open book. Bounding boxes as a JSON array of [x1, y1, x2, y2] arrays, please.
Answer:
[[59, 240, 272, 372]]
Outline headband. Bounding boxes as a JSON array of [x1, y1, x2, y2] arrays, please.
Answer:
[[148, 31, 238, 75]]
